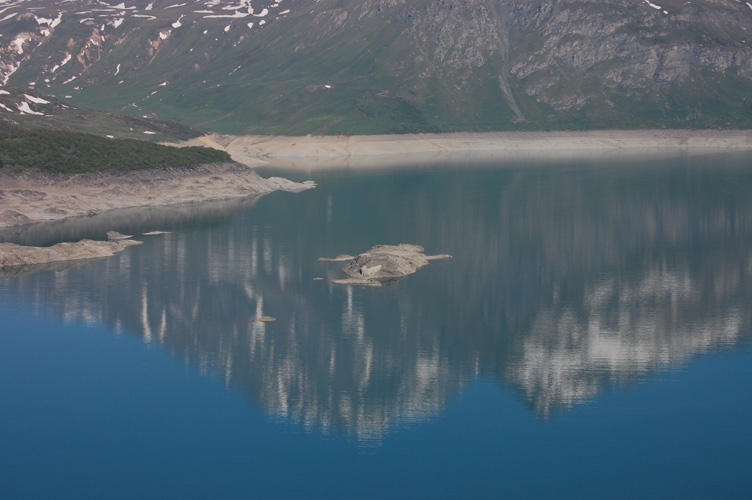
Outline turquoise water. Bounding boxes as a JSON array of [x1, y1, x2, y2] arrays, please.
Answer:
[[2, 151, 752, 498]]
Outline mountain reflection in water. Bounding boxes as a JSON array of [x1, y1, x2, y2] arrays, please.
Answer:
[[3, 154, 752, 439]]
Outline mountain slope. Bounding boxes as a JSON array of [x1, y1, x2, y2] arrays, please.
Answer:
[[0, 86, 200, 141], [2, 0, 752, 134]]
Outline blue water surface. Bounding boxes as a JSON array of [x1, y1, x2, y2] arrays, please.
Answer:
[[2, 152, 752, 499]]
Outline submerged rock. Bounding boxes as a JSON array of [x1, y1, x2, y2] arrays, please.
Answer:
[[319, 244, 451, 286]]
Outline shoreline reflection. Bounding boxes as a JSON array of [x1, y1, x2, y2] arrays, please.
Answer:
[[2, 156, 752, 438]]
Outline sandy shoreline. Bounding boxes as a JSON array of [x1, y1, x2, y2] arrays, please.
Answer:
[[180, 130, 752, 168]]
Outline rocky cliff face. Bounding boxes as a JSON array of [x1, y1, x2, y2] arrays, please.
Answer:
[[503, 0, 752, 122], [1, 0, 750, 133]]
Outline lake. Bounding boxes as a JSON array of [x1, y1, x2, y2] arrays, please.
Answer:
[[2, 151, 752, 499]]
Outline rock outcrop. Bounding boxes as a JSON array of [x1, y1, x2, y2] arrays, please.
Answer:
[[320, 244, 451, 286]]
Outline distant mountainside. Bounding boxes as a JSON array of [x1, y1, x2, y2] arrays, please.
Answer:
[[0, 86, 199, 140], [2, 0, 752, 134]]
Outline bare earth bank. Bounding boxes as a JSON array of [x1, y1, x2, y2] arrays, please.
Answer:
[[0, 162, 315, 229]]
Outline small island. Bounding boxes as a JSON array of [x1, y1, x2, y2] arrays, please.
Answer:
[[319, 244, 452, 286]]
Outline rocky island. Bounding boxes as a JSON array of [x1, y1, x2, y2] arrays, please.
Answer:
[[319, 244, 452, 286]]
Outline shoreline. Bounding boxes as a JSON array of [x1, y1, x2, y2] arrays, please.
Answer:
[[0, 162, 314, 230], [4, 130, 751, 230], [180, 130, 752, 168], [2, 129, 750, 270]]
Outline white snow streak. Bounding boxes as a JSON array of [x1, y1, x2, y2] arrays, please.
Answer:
[[17, 101, 44, 115], [24, 94, 50, 104]]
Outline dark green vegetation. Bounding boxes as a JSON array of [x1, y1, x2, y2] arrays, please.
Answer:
[[0, 125, 230, 173], [3, 0, 752, 135]]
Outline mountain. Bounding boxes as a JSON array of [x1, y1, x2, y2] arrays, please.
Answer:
[[2, 0, 752, 135], [0, 86, 201, 140]]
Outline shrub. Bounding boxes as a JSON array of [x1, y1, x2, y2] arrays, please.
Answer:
[[0, 127, 231, 174]]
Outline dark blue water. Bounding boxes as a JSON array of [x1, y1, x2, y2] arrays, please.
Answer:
[[2, 151, 752, 499]]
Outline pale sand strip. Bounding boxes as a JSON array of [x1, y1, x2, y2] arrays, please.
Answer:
[[181, 130, 752, 168]]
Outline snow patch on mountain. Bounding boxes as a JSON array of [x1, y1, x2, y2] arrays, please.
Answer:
[[17, 101, 44, 115], [24, 94, 50, 104], [35, 13, 63, 28]]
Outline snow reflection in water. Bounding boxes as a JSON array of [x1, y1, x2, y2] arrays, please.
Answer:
[[2, 154, 752, 440]]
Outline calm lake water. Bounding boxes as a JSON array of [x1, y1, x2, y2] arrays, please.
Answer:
[[2, 151, 752, 499]]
